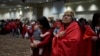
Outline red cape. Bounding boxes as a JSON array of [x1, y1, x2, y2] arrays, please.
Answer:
[[78, 25, 96, 56], [51, 21, 96, 56], [51, 21, 82, 56]]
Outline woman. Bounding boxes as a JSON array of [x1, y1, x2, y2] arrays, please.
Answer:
[[51, 11, 82, 56], [78, 18, 96, 56], [30, 16, 53, 56], [91, 12, 100, 56], [51, 11, 95, 56]]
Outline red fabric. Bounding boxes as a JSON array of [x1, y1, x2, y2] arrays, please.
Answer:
[[33, 29, 53, 56], [8, 22, 12, 30], [5, 25, 11, 31], [54, 21, 62, 28], [27, 28, 34, 37], [79, 25, 96, 56], [51, 21, 82, 56], [11, 22, 17, 29], [83, 25, 96, 39]]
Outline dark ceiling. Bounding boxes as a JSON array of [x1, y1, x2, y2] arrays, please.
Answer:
[[0, 0, 98, 10]]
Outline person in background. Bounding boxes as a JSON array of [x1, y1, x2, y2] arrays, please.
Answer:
[[22, 23, 27, 38], [78, 18, 96, 56], [11, 19, 17, 36], [91, 12, 100, 56], [30, 16, 53, 56], [48, 17, 55, 28], [53, 21, 61, 37]]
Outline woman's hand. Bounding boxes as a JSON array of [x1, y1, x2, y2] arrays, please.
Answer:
[[57, 31, 65, 37], [92, 36, 98, 41], [30, 43, 35, 47], [31, 40, 41, 48]]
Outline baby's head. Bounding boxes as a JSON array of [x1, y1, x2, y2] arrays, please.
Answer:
[[34, 24, 39, 30]]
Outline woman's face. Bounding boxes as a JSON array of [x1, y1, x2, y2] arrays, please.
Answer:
[[62, 14, 73, 24], [37, 22, 43, 29]]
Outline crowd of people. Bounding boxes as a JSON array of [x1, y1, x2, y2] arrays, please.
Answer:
[[0, 11, 100, 56]]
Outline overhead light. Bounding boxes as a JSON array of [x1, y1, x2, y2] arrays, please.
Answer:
[[24, 6, 29, 9], [51, 6, 57, 14], [26, 6, 29, 8], [88, 4, 98, 11], [19, 10, 22, 15], [66, 6, 72, 11], [24, 7, 27, 9], [63, 6, 72, 12], [76, 5, 84, 12]]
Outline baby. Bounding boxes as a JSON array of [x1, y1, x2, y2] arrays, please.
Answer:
[[32, 24, 50, 55]]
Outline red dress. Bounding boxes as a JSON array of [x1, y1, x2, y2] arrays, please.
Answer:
[[32, 29, 53, 56]]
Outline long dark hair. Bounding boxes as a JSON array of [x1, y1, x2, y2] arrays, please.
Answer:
[[37, 16, 51, 29], [78, 18, 88, 34], [92, 12, 100, 30]]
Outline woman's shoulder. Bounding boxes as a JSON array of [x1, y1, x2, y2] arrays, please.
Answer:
[[70, 21, 80, 28]]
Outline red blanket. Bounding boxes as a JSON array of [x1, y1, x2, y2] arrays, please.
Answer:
[[51, 21, 96, 56]]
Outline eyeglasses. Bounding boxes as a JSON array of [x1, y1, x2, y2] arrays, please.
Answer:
[[63, 15, 72, 17]]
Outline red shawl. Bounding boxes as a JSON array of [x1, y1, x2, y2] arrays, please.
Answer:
[[78, 25, 96, 56], [51, 21, 82, 56], [52, 21, 96, 56]]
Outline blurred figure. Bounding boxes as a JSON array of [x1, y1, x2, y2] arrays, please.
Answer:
[[53, 21, 62, 37], [48, 17, 55, 28], [30, 16, 53, 56], [78, 17, 96, 56], [22, 23, 28, 38], [91, 12, 100, 56]]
